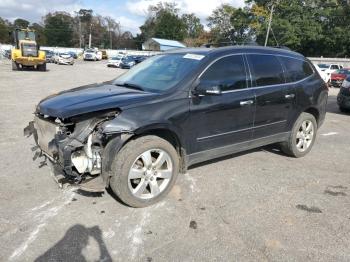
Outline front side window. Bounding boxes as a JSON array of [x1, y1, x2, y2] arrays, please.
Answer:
[[331, 65, 339, 69], [200, 55, 247, 91], [280, 57, 314, 82], [247, 54, 285, 87]]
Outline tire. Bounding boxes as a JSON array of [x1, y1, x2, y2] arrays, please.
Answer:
[[37, 63, 46, 71], [12, 61, 18, 71], [109, 135, 179, 207], [281, 112, 317, 158]]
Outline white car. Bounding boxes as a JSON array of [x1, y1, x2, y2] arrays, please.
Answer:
[[53, 53, 74, 65], [107, 55, 125, 68], [83, 49, 102, 61], [314, 64, 329, 83], [317, 63, 343, 82]]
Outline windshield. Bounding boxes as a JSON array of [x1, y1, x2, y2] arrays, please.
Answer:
[[85, 49, 95, 53], [113, 54, 203, 93], [111, 56, 123, 60], [318, 64, 329, 69], [17, 31, 35, 41], [123, 57, 133, 62]]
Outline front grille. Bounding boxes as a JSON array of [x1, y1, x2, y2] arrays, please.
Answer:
[[34, 116, 58, 157]]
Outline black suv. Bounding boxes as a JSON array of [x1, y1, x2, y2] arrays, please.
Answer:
[[25, 46, 328, 207], [337, 75, 350, 111]]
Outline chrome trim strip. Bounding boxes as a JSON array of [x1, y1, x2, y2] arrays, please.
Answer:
[[197, 120, 287, 141]]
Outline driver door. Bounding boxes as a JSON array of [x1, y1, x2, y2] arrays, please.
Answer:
[[187, 54, 255, 155]]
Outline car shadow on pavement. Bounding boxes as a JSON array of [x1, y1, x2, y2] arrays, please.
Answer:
[[34, 224, 112, 262]]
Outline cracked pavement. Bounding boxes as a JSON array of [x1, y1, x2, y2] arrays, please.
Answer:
[[0, 59, 349, 261]]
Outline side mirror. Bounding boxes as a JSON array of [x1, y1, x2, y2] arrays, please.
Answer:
[[192, 81, 222, 96]]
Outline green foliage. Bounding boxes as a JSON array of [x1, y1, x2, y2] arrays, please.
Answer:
[[208, 4, 253, 45], [44, 12, 74, 47], [181, 13, 204, 38], [248, 0, 350, 56], [139, 2, 186, 42], [13, 18, 30, 29], [0, 18, 11, 43]]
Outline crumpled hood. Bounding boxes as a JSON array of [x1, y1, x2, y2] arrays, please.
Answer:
[[37, 82, 158, 119]]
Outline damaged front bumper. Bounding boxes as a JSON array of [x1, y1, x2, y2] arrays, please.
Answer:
[[24, 114, 130, 192]]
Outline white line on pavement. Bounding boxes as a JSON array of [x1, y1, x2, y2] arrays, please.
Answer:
[[321, 132, 339, 136]]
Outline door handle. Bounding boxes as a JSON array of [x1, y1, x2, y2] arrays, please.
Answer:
[[240, 100, 254, 106], [285, 94, 295, 99]]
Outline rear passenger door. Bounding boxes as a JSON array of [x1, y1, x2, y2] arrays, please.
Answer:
[[279, 56, 316, 126], [246, 54, 295, 139]]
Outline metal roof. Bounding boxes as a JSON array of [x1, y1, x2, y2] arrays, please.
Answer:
[[150, 38, 186, 48]]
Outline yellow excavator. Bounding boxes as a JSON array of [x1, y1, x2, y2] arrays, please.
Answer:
[[11, 28, 46, 71]]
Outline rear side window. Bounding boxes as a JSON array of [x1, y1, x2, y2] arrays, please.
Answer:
[[247, 54, 285, 87], [280, 57, 314, 82], [200, 55, 247, 91]]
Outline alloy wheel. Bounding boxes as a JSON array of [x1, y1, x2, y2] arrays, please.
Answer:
[[296, 120, 314, 152], [128, 149, 173, 200]]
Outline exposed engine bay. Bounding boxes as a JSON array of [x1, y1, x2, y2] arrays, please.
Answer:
[[24, 109, 130, 191]]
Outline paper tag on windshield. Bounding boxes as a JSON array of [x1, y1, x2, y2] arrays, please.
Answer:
[[183, 53, 205, 60]]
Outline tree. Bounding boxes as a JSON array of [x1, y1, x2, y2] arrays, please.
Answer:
[[153, 11, 186, 40], [44, 12, 74, 47], [0, 18, 11, 43], [208, 4, 253, 45], [181, 13, 203, 38], [14, 18, 30, 29], [139, 2, 186, 42], [30, 23, 46, 46]]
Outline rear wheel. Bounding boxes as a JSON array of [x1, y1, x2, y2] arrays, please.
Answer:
[[12, 61, 19, 71], [109, 136, 179, 207], [281, 113, 317, 158]]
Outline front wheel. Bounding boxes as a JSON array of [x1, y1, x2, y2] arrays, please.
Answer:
[[109, 136, 179, 207], [281, 113, 317, 158]]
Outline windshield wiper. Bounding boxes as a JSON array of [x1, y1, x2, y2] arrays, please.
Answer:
[[116, 82, 144, 91]]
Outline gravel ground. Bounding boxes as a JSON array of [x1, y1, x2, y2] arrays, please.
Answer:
[[0, 59, 349, 262]]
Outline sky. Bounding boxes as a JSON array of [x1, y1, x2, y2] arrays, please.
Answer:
[[0, 0, 246, 34]]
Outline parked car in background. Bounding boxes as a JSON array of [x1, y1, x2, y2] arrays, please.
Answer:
[[120, 56, 136, 69], [53, 52, 74, 65], [314, 64, 329, 83], [68, 51, 78, 59], [133, 56, 148, 64], [83, 49, 102, 61], [337, 76, 350, 112], [318, 63, 343, 81], [3, 49, 11, 59], [330, 68, 350, 87], [101, 50, 108, 59], [26, 46, 328, 207], [44, 50, 55, 63], [107, 55, 125, 67]]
